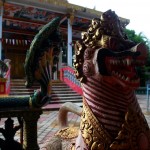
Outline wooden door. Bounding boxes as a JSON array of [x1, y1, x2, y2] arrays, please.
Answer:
[[6, 53, 26, 79]]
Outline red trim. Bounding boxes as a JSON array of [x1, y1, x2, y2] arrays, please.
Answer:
[[0, 82, 6, 94], [5, 67, 10, 94], [0, 66, 11, 95]]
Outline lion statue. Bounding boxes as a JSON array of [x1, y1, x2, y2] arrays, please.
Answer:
[[41, 10, 149, 150]]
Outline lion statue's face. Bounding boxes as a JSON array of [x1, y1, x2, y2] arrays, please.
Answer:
[[74, 10, 148, 89], [81, 44, 147, 89]]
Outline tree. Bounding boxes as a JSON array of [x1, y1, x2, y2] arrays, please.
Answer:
[[125, 29, 150, 46], [125, 29, 150, 86]]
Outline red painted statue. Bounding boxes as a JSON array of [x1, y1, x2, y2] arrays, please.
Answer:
[[41, 10, 150, 150]]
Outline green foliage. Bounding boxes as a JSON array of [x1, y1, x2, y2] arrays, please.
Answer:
[[125, 29, 150, 86], [125, 29, 150, 47]]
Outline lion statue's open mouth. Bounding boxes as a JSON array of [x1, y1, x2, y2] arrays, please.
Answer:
[[97, 42, 147, 88]]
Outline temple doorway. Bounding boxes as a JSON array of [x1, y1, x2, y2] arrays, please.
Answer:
[[6, 52, 26, 79]]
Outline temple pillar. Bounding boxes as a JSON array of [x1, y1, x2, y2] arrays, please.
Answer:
[[58, 47, 62, 70], [53, 71, 57, 80], [0, 1, 3, 60], [67, 15, 73, 66]]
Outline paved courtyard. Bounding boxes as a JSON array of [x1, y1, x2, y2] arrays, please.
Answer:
[[0, 94, 149, 147]]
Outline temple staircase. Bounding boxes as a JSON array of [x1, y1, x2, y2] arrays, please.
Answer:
[[9, 79, 83, 110]]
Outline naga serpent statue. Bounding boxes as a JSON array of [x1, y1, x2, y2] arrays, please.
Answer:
[[0, 17, 62, 108], [0, 17, 62, 149], [41, 10, 150, 150]]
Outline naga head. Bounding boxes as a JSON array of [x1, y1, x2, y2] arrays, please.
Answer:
[[74, 10, 148, 89], [24, 17, 62, 107], [24, 17, 62, 89]]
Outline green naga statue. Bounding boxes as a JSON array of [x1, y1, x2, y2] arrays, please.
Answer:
[[0, 17, 62, 108]]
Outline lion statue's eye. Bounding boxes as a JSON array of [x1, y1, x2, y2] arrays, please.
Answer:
[[83, 60, 95, 77], [84, 48, 94, 60]]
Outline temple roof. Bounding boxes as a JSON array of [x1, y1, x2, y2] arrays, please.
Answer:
[[3, 0, 130, 41]]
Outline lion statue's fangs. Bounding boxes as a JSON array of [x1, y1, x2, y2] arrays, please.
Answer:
[[41, 9, 150, 150]]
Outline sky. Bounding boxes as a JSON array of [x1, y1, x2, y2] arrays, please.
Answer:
[[68, 0, 150, 41]]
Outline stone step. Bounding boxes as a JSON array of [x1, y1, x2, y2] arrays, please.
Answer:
[[10, 89, 39, 91], [9, 92, 81, 98], [52, 93, 80, 97], [10, 89, 77, 95], [10, 88, 74, 93], [52, 96, 82, 100], [50, 99, 82, 104], [10, 90, 80, 95], [10, 79, 65, 84], [10, 83, 69, 86], [10, 84, 67, 87], [10, 82, 67, 85], [10, 83, 67, 87], [9, 92, 36, 95], [52, 91, 77, 94], [57, 87, 79, 91], [9, 79, 83, 109]]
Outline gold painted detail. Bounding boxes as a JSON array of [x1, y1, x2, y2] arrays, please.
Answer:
[[80, 99, 112, 150], [55, 127, 79, 139], [110, 106, 150, 150], [81, 99, 150, 149]]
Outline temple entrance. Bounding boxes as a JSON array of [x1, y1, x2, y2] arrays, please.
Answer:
[[5, 52, 26, 79]]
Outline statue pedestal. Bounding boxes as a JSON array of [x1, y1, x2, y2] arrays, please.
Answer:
[[0, 107, 42, 150]]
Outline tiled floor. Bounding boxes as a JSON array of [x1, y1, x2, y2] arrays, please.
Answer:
[[137, 94, 150, 125], [0, 110, 81, 146], [0, 94, 150, 147]]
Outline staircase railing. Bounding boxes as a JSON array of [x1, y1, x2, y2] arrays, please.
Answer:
[[60, 66, 83, 95]]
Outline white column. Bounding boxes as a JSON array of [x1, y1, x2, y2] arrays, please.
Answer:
[[53, 70, 57, 80], [67, 18, 72, 66], [0, 3, 3, 60]]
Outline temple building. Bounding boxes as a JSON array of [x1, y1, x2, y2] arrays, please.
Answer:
[[0, 0, 129, 79]]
